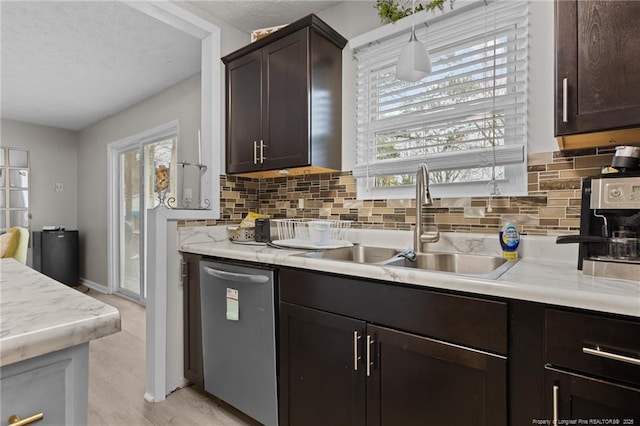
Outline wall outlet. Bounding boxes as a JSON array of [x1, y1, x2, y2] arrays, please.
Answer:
[[54, 182, 64, 192]]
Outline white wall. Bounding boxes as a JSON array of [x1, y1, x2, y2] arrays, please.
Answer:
[[75, 16, 247, 288], [319, 0, 556, 171], [1, 119, 79, 265], [77, 74, 202, 287]]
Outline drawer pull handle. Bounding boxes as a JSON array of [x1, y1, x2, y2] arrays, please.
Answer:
[[582, 346, 640, 366], [552, 385, 559, 424], [8, 413, 44, 426]]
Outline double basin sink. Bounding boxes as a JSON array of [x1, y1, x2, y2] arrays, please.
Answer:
[[298, 245, 516, 280]]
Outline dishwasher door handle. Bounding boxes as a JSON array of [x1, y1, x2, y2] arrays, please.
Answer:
[[203, 266, 270, 283]]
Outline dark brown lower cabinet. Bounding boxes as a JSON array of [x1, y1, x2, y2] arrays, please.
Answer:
[[545, 368, 640, 423], [279, 302, 507, 426], [181, 253, 204, 388], [279, 302, 366, 426], [543, 308, 640, 423], [367, 324, 506, 426]]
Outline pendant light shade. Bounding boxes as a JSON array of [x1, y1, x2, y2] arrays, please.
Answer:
[[396, 29, 432, 82]]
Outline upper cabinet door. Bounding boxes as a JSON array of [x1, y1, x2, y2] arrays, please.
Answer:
[[226, 50, 263, 174], [555, 0, 640, 136], [262, 29, 310, 171], [222, 14, 346, 175]]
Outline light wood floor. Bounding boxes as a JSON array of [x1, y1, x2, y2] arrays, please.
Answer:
[[87, 291, 259, 426]]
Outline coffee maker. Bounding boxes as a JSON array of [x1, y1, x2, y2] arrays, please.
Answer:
[[557, 172, 640, 280]]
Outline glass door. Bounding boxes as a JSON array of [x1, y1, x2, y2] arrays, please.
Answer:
[[116, 137, 178, 303], [118, 148, 143, 301]]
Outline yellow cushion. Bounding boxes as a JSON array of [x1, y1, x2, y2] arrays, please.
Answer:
[[0, 228, 20, 258]]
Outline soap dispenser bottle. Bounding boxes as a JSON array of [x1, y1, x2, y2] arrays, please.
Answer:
[[500, 221, 520, 260]]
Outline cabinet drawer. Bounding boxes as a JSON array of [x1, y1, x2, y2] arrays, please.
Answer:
[[280, 268, 507, 354], [545, 309, 640, 387]]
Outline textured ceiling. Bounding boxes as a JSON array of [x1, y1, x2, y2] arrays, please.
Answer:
[[1, 1, 202, 131], [0, 1, 342, 132], [188, 1, 342, 33]]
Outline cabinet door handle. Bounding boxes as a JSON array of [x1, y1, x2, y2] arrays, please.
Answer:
[[181, 261, 188, 279], [583, 346, 640, 366], [8, 413, 44, 426], [353, 331, 361, 371], [562, 78, 568, 123], [552, 385, 559, 424], [259, 140, 266, 163], [366, 334, 374, 377], [253, 141, 258, 164]]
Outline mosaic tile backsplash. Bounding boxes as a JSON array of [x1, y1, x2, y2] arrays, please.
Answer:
[[182, 147, 620, 237]]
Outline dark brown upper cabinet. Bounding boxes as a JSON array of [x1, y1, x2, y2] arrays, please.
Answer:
[[555, 0, 640, 138], [222, 15, 347, 176]]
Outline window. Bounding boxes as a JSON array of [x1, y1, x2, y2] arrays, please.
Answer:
[[0, 147, 30, 233], [353, 0, 528, 199]]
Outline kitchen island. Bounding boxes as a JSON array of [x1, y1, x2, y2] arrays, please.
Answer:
[[0, 258, 121, 425]]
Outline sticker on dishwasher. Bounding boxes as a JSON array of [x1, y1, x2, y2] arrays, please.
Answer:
[[226, 288, 239, 321]]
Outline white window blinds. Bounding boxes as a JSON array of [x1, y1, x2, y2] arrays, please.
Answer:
[[353, 0, 529, 199]]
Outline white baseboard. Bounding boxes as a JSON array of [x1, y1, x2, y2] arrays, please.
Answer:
[[80, 278, 108, 293]]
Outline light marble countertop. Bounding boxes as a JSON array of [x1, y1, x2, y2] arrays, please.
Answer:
[[180, 226, 640, 318], [0, 258, 121, 367]]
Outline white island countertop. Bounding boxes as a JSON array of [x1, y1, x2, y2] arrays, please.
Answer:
[[0, 258, 121, 367], [180, 228, 640, 318]]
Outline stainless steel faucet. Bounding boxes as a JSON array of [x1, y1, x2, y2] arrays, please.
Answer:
[[414, 163, 439, 253]]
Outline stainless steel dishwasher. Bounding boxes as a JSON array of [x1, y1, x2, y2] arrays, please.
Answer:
[[200, 260, 278, 426]]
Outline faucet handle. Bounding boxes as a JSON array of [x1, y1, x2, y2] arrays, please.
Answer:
[[420, 224, 440, 243]]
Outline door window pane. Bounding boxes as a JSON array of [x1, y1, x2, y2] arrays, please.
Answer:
[[10, 210, 29, 227], [0, 192, 5, 208], [9, 169, 28, 188], [10, 190, 29, 208], [8, 149, 28, 167], [0, 169, 5, 187]]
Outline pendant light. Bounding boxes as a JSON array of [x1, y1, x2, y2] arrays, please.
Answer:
[[396, 0, 432, 82]]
